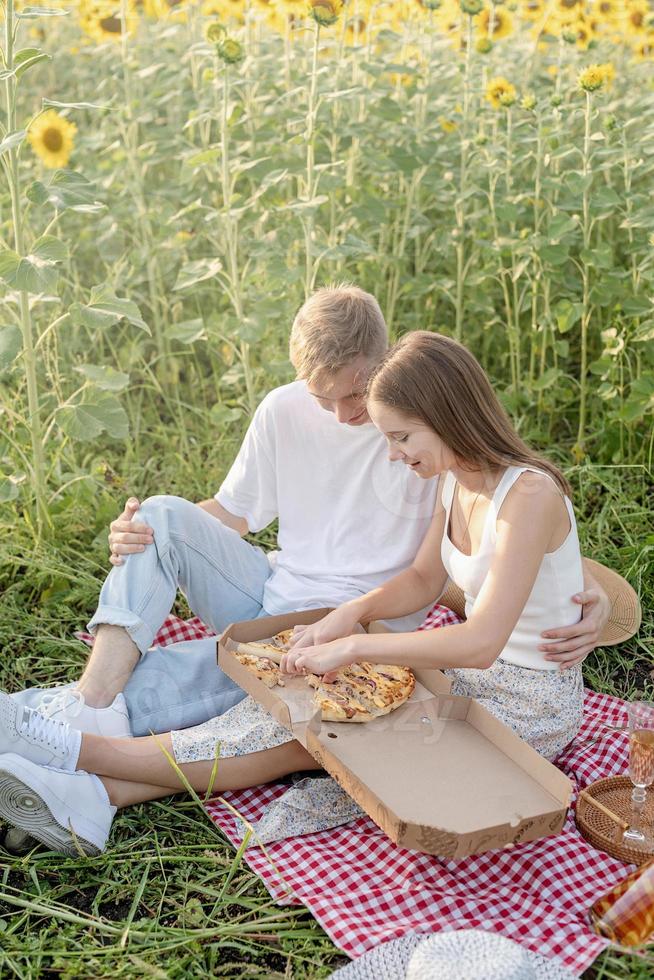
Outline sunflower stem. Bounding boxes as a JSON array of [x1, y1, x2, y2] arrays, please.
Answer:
[[219, 59, 255, 417], [118, 0, 170, 372], [3, 0, 49, 538], [576, 90, 593, 455], [303, 21, 321, 298], [454, 13, 474, 343]]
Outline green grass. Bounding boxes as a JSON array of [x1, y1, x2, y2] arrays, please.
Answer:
[[0, 453, 652, 979]]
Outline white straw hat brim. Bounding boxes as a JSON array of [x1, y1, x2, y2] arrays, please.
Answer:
[[330, 930, 578, 980]]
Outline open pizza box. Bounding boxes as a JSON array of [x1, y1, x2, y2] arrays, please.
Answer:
[[218, 609, 572, 860]]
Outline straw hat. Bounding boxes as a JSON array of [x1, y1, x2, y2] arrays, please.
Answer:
[[582, 558, 641, 646], [440, 559, 641, 647], [330, 930, 577, 980]]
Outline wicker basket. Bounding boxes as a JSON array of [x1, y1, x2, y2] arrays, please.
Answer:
[[575, 776, 654, 866]]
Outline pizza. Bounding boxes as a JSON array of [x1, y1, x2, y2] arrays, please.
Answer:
[[234, 628, 294, 665], [231, 650, 282, 689], [232, 631, 415, 723], [307, 662, 415, 723]]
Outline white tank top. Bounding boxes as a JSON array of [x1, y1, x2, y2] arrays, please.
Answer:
[[440, 466, 584, 671]]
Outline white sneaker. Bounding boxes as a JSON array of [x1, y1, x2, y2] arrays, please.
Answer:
[[11, 686, 132, 738], [0, 691, 81, 770], [0, 753, 115, 856]]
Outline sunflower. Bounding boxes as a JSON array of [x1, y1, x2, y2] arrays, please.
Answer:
[[632, 34, 654, 58], [521, 0, 546, 21], [79, 0, 139, 41], [265, 5, 303, 33], [597, 61, 616, 85], [486, 76, 516, 108], [308, 0, 343, 26], [28, 110, 77, 169], [143, 0, 189, 22], [577, 63, 605, 91], [475, 6, 514, 39], [434, 0, 464, 47], [624, 0, 649, 34], [555, 0, 585, 18], [345, 13, 371, 43], [592, 0, 621, 18], [438, 115, 457, 132]]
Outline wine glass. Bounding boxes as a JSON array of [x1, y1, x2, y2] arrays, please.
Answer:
[[622, 701, 654, 849]]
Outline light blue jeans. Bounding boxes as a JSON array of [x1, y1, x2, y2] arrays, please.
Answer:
[[86, 495, 277, 736]]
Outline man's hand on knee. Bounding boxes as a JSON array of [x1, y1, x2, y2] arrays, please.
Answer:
[[108, 497, 154, 566]]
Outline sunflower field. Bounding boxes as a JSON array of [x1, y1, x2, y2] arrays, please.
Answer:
[[0, 1, 653, 977]]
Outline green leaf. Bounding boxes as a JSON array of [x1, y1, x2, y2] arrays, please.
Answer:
[[85, 392, 130, 438], [15, 50, 50, 79], [165, 319, 206, 344], [75, 363, 130, 391], [285, 196, 329, 213], [619, 378, 654, 422], [596, 382, 617, 401], [592, 187, 621, 211], [564, 172, 593, 197], [0, 130, 26, 155], [26, 170, 104, 213], [0, 250, 21, 283], [532, 367, 562, 391], [621, 298, 653, 316], [184, 148, 220, 169], [42, 98, 108, 110], [56, 404, 105, 442], [0, 246, 58, 294], [495, 203, 520, 224], [633, 319, 654, 343], [209, 403, 242, 426], [580, 243, 612, 269], [74, 290, 149, 333], [56, 393, 129, 442], [17, 6, 68, 16], [548, 214, 578, 240], [539, 244, 570, 266], [0, 48, 50, 80], [554, 299, 582, 334], [32, 235, 67, 263], [0, 476, 21, 502], [173, 258, 222, 291], [0, 324, 22, 369]]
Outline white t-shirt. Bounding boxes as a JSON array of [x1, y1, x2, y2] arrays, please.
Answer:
[[216, 381, 438, 628]]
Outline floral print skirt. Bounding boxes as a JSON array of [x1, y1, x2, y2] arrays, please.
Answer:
[[171, 694, 294, 764]]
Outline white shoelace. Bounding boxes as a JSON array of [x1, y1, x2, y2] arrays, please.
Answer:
[[38, 688, 85, 720], [21, 707, 72, 759]]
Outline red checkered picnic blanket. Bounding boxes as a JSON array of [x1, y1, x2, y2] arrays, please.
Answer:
[[79, 605, 634, 975]]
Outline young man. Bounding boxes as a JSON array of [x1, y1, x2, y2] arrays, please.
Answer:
[[13, 285, 608, 745]]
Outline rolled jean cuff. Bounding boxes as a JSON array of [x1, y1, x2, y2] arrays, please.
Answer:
[[86, 604, 154, 657]]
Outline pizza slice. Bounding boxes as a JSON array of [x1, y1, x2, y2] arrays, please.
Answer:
[[309, 662, 415, 723], [234, 629, 295, 665], [231, 651, 282, 689]]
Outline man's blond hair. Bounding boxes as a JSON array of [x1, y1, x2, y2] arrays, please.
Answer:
[[289, 284, 388, 385]]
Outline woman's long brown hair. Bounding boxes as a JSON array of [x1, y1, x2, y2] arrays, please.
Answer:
[[367, 331, 571, 496]]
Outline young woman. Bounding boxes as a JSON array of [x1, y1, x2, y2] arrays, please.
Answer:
[[0, 332, 585, 856], [281, 331, 585, 758]]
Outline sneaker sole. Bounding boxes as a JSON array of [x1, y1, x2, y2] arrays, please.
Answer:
[[0, 769, 99, 857]]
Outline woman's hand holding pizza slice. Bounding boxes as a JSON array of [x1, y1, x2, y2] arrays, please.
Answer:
[[281, 635, 359, 682]]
